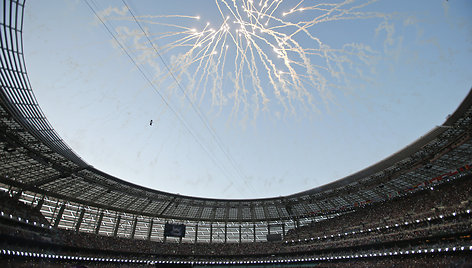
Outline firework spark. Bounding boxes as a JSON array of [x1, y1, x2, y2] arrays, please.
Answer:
[[102, 0, 387, 119]]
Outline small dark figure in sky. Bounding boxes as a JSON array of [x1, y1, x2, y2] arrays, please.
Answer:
[[150, 120, 153, 126]]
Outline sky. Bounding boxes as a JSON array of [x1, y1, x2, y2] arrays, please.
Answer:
[[22, 0, 472, 199]]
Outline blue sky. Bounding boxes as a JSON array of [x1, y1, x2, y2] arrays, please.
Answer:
[[23, 0, 472, 199]]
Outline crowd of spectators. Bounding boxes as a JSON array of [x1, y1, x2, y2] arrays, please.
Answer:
[[0, 191, 49, 226], [1, 236, 471, 267], [0, 175, 471, 266], [25, 175, 464, 258], [285, 174, 472, 242], [319, 254, 472, 268]]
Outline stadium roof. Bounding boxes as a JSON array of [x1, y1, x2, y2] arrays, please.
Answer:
[[1, 0, 472, 222]]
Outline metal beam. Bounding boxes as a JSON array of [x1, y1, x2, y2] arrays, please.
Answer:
[[140, 199, 153, 214], [130, 217, 138, 239], [53, 203, 66, 228], [224, 223, 227, 243], [124, 196, 141, 211], [75, 208, 85, 232], [282, 222, 285, 238], [147, 218, 153, 240], [113, 214, 121, 237], [35, 197, 44, 211], [158, 197, 177, 217], [26, 173, 69, 188], [95, 211, 104, 235], [209, 223, 213, 243], [239, 225, 242, 243]]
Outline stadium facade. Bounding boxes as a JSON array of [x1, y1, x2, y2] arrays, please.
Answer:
[[1, 0, 471, 266]]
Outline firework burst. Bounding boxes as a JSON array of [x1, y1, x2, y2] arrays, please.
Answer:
[[103, 0, 387, 119]]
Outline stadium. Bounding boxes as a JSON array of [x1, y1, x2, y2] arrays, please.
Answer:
[[1, 0, 472, 267]]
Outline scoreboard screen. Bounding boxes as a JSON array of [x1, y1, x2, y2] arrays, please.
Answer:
[[164, 223, 186, 237]]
